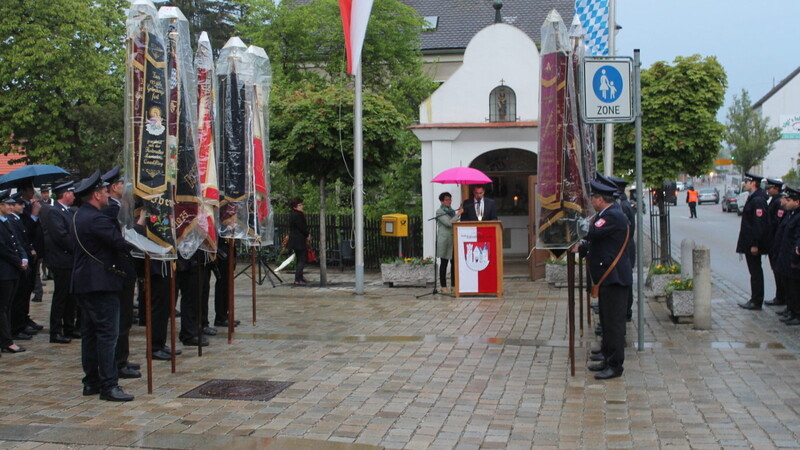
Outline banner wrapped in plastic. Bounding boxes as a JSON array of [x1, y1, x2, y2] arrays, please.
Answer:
[[195, 31, 219, 253], [159, 7, 206, 259], [245, 45, 273, 246], [569, 16, 597, 184], [216, 37, 253, 240], [535, 10, 591, 253], [123, 0, 176, 259]]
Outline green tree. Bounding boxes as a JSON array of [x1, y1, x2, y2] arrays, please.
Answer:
[[0, 0, 126, 176], [162, 0, 246, 54], [725, 89, 781, 174], [614, 55, 727, 185]]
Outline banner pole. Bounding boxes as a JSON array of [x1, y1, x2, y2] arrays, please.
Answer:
[[228, 238, 235, 344], [145, 255, 153, 394], [169, 260, 177, 373]]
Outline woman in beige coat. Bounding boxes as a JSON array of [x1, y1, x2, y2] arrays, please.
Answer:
[[435, 192, 462, 292]]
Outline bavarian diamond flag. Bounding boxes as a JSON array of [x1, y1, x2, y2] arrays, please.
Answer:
[[575, 0, 609, 56]]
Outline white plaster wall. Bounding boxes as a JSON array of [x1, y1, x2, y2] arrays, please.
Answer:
[[418, 24, 540, 124], [758, 73, 800, 178]]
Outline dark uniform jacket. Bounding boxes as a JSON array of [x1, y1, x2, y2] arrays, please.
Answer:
[[71, 203, 129, 294], [461, 197, 498, 222], [288, 209, 309, 251], [43, 201, 75, 269], [8, 214, 34, 261], [618, 194, 636, 266], [736, 188, 770, 255], [0, 219, 26, 281], [582, 202, 632, 287], [775, 209, 800, 279], [101, 198, 136, 279]]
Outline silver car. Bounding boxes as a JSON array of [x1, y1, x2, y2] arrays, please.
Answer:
[[697, 187, 719, 204]]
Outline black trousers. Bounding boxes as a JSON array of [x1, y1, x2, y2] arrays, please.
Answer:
[[115, 275, 136, 368], [599, 284, 628, 373], [688, 202, 697, 218], [293, 248, 307, 283], [49, 268, 76, 336], [77, 291, 120, 391], [439, 258, 455, 288], [785, 275, 800, 316], [149, 275, 170, 351], [769, 256, 785, 303], [10, 266, 34, 335], [214, 259, 232, 324], [745, 253, 764, 305], [178, 264, 211, 341], [0, 279, 19, 347]]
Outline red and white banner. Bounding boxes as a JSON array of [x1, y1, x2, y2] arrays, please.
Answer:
[[456, 225, 499, 294], [339, 0, 374, 74]]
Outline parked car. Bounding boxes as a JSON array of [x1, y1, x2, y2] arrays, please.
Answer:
[[676, 181, 685, 191], [721, 189, 739, 212], [737, 190, 749, 215], [697, 187, 719, 204]]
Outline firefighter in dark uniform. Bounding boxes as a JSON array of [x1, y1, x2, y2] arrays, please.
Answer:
[[572, 179, 632, 380], [607, 175, 636, 322], [737, 173, 770, 310], [773, 187, 800, 324], [764, 178, 786, 307], [0, 189, 29, 354], [43, 181, 77, 343], [7, 192, 37, 340], [71, 171, 134, 401]]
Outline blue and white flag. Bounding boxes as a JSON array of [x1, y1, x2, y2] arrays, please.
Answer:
[[575, 0, 609, 56]]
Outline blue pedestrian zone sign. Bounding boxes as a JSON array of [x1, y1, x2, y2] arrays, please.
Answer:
[[580, 57, 635, 123]]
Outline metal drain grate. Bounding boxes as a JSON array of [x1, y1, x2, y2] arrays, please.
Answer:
[[179, 379, 293, 402]]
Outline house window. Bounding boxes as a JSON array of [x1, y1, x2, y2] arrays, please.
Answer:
[[489, 85, 516, 122], [423, 16, 438, 31]]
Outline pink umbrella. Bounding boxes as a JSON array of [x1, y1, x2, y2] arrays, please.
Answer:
[[431, 167, 491, 185]]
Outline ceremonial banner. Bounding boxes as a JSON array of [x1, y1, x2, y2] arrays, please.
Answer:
[[124, 0, 176, 257], [160, 7, 205, 259], [535, 10, 591, 252], [246, 45, 273, 245], [216, 37, 252, 240], [338, 0, 375, 74], [453, 221, 504, 297], [195, 32, 219, 253]]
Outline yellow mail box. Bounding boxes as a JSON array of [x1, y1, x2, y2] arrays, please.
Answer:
[[381, 214, 408, 237]]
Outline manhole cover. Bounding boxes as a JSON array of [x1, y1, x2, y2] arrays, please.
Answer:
[[179, 379, 293, 402]]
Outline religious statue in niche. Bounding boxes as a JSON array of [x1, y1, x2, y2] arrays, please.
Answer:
[[497, 88, 507, 121]]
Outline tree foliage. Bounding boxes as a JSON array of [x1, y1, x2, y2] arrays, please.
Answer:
[[161, 0, 246, 54], [724, 89, 781, 174], [0, 0, 126, 176], [614, 55, 727, 185]]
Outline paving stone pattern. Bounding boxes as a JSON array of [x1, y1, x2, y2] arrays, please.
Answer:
[[1, 263, 800, 448]]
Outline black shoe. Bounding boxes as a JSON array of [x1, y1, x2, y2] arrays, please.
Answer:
[[127, 362, 141, 370], [182, 336, 209, 347], [50, 334, 72, 344], [152, 349, 172, 361], [69, 331, 82, 339], [160, 346, 182, 355], [214, 319, 240, 327], [594, 368, 623, 380], [32, 297, 42, 303], [119, 366, 142, 379], [738, 301, 762, 310], [83, 385, 101, 396], [27, 320, 43, 330], [203, 326, 217, 336], [777, 308, 790, 316], [2, 345, 26, 353], [786, 317, 800, 326], [765, 298, 786, 306], [23, 325, 39, 335], [13, 332, 32, 340], [590, 348, 602, 355], [780, 313, 795, 323], [100, 386, 134, 402], [589, 353, 605, 362], [587, 362, 607, 372], [594, 326, 603, 336]]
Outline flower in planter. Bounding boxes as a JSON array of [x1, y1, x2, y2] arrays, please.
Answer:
[[665, 278, 693, 293], [381, 257, 434, 266], [650, 263, 681, 275]]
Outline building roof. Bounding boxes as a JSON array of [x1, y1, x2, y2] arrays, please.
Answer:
[[752, 66, 800, 110], [292, 0, 575, 53]]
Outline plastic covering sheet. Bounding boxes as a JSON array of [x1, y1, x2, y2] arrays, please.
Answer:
[[122, 0, 176, 260], [216, 37, 254, 241], [245, 45, 273, 246], [159, 6, 206, 259], [535, 10, 592, 254], [195, 31, 219, 254]]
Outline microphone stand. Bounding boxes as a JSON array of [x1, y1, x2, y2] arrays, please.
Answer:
[[417, 212, 455, 298]]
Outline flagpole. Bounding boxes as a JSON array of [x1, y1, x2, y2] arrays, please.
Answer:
[[603, 0, 616, 176], [354, 62, 365, 294]]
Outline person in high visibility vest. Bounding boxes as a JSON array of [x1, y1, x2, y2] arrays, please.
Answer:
[[686, 185, 699, 218]]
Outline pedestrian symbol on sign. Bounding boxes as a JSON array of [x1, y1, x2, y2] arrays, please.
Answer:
[[593, 66, 623, 103]]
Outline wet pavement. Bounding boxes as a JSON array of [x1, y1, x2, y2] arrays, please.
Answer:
[[1, 259, 800, 449]]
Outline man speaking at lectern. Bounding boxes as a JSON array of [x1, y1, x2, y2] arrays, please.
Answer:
[[461, 185, 497, 222]]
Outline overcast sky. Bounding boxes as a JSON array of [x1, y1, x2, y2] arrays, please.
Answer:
[[614, 1, 797, 121]]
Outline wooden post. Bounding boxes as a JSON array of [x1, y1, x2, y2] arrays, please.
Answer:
[[586, 263, 592, 327], [169, 260, 176, 373], [578, 255, 584, 337], [228, 238, 235, 344], [197, 259, 203, 357], [567, 253, 575, 377], [145, 255, 153, 394], [251, 247, 257, 325]]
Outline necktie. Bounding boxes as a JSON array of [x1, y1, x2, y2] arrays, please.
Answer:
[[477, 200, 483, 221]]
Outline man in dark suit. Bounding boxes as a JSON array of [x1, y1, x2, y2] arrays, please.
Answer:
[[572, 179, 632, 380], [71, 171, 134, 401], [0, 189, 29, 354], [43, 181, 77, 343], [737, 172, 770, 310], [460, 185, 498, 222], [100, 166, 141, 379], [764, 178, 786, 307]]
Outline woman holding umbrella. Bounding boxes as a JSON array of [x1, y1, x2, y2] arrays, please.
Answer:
[[435, 192, 462, 293]]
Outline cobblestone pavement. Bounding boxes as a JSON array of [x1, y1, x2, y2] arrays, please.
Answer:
[[1, 261, 800, 449]]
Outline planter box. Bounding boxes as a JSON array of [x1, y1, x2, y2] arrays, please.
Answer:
[[646, 273, 681, 300], [381, 263, 434, 287], [667, 290, 694, 321], [545, 263, 568, 287]]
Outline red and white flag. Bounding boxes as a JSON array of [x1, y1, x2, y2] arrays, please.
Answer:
[[339, 0, 374, 74]]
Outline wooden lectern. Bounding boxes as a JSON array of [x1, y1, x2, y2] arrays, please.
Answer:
[[452, 221, 504, 297]]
